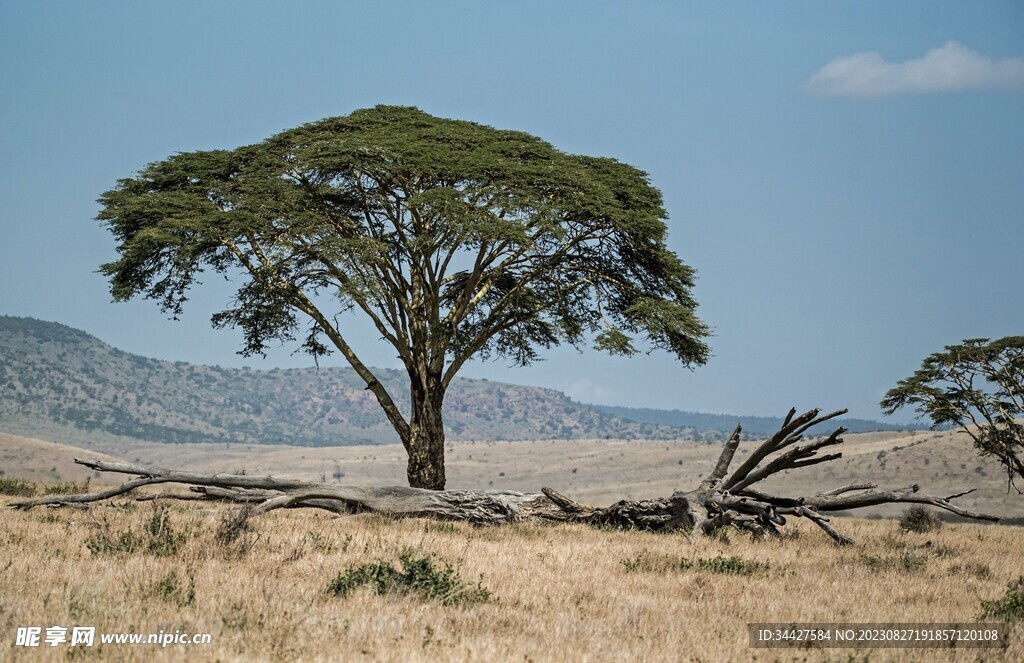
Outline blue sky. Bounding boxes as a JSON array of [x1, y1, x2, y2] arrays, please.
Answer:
[[1, 1, 1022, 422]]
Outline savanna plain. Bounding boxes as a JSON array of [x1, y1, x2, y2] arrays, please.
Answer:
[[1, 428, 1022, 662]]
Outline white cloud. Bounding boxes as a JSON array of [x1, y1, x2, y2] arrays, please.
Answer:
[[804, 41, 1024, 98], [564, 378, 616, 405]]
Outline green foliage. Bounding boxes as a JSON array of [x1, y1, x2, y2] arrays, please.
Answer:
[[94, 106, 709, 479], [144, 503, 187, 557], [882, 336, 1024, 490], [0, 478, 37, 497], [43, 480, 90, 495], [620, 550, 692, 573], [980, 577, 1024, 622], [214, 506, 260, 557], [220, 602, 251, 630], [85, 529, 141, 556], [593, 328, 635, 356], [326, 550, 490, 606], [948, 562, 991, 580], [621, 552, 768, 576], [899, 506, 943, 533], [694, 555, 769, 575], [152, 570, 196, 607], [85, 503, 186, 557], [215, 506, 254, 545], [859, 550, 927, 573]]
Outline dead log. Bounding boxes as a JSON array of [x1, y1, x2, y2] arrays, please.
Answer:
[[7, 408, 1000, 544]]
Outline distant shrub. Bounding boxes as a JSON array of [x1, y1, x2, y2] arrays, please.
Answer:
[[948, 562, 991, 580], [215, 506, 260, 557], [696, 555, 769, 576], [900, 506, 943, 533], [621, 552, 768, 576], [43, 479, 89, 495], [899, 551, 927, 572], [621, 550, 690, 574], [422, 521, 457, 535], [0, 478, 36, 497], [860, 550, 927, 573], [144, 503, 186, 557], [85, 503, 185, 557], [215, 506, 253, 544], [86, 529, 141, 556], [929, 542, 961, 559], [152, 570, 196, 607], [326, 550, 490, 606], [980, 577, 1024, 622]]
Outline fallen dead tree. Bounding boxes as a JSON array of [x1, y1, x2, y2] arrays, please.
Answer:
[[8, 408, 999, 545]]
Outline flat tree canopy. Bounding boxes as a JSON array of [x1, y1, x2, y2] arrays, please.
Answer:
[[882, 336, 1024, 491], [97, 105, 709, 489]]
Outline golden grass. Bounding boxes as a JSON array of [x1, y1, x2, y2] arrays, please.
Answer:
[[1, 499, 1021, 662]]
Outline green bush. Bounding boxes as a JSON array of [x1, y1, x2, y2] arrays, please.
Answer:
[[696, 555, 769, 576], [621, 552, 768, 576], [948, 562, 991, 580], [326, 550, 490, 606], [0, 478, 37, 497], [143, 503, 186, 557], [621, 550, 691, 573], [85, 503, 185, 557], [42, 480, 89, 495], [980, 577, 1024, 622], [86, 530, 141, 556], [153, 570, 196, 607], [214, 506, 261, 558], [899, 506, 942, 533], [860, 550, 927, 572]]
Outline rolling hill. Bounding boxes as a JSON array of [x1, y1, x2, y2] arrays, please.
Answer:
[[0, 316, 907, 448], [0, 316, 695, 446]]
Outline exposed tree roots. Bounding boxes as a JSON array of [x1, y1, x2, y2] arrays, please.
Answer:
[[8, 408, 1000, 545]]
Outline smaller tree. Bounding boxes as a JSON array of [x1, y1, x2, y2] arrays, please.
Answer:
[[881, 337, 1024, 492]]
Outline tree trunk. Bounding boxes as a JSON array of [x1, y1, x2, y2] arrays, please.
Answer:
[[406, 373, 446, 490]]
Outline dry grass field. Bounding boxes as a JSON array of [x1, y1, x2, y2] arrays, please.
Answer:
[[0, 501, 1021, 662], [2, 428, 1023, 661]]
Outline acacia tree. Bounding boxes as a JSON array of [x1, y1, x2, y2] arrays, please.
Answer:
[[97, 106, 709, 489], [882, 336, 1024, 492]]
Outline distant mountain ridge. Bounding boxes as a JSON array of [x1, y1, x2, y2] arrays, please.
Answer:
[[0, 316, 694, 446], [592, 405, 909, 437], [0, 316, 906, 447]]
